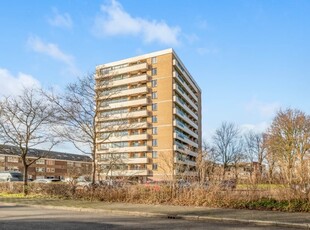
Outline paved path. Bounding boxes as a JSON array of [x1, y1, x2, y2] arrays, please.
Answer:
[[0, 197, 309, 229], [0, 204, 299, 230]]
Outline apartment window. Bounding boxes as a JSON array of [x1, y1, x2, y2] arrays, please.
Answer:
[[152, 92, 157, 99], [46, 168, 55, 173], [46, 160, 55, 165], [152, 127, 158, 135], [152, 151, 158, 158], [151, 57, 157, 64], [151, 68, 157, 76], [152, 103, 157, 111], [36, 159, 45, 165], [7, 157, 19, 163], [152, 163, 158, 170], [152, 116, 157, 123], [152, 139, 158, 146], [151, 80, 157, 87], [36, 167, 45, 172]]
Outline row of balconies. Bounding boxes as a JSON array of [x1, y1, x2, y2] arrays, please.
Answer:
[[97, 145, 149, 154], [173, 71, 199, 103], [97, 121, 150, 132], [173, 84, 199, 112], [100, 157, 149, 164], [174, 145, 198, 158], [96, 74, 149, 89], [173, 120, 198, 139], [174, 157, 196, 167], [97, 133, 149, 142], [96, 62, 148, 79], [98, 110, 149, 121], [173, 59, 199, 95], [173, 108, 198, 130], [99, 97, 149, 111], [98, 86, 149, 100], [174, 133, 199, 148], [99, 169, 150, 176], [173, 95, 198, 120]]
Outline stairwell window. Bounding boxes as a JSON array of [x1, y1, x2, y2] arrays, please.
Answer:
[[151, 68, 157, 76], [152, 163, 158, 170], [152, 103, 157, 111], [151, 80, 157, 87], [152, 139, 158, 146], [151, 57, 157, 64]]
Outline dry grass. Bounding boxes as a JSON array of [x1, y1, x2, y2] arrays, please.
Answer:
[[0, 182, 309, 212]]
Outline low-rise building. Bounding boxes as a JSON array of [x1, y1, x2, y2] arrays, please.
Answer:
[[0, 145, 91, 180]]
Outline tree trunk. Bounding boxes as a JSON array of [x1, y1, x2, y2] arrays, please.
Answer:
[[23, 163, 29, 196]]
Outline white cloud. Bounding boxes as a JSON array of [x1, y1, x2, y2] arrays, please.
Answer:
[[93, 0, 181, 45], [0, 68, 40, 96], [48, 8, 73, 29], [245, 98, 280, 118], [240, 121, 270, 134], [27, 36, 79, 75]]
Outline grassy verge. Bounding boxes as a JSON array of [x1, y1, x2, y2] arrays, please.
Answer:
[[0, 183, 309, 212]]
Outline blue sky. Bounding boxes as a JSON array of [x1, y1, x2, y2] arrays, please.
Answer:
[[1, 0, 310, 148]]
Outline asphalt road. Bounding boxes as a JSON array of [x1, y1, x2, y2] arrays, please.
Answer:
[[0, 204, 295, 230]]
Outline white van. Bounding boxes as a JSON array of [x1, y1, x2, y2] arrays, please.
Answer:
[[0, 171, 23, 182]]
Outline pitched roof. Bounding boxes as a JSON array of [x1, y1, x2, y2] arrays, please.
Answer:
[[0, 145, 91, 162]]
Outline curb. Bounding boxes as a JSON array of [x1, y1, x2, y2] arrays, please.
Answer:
[[2, 202, 310, 229]]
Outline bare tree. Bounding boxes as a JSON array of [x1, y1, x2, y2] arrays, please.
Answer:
[[0, 88, 58, 195], [43, 73, 125, 185], [212, 122, 243, 179], [196, 140, 219, 183], [43, 74, 100, 185], [244, 131, 267, 182], [266, 108, 310, 185]]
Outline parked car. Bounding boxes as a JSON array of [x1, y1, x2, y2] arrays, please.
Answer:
[[0, 171, 23, 182], [219, 179, 236, 190], [33, 178, 61, 183]]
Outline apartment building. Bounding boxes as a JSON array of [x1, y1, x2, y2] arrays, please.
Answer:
[[95, 48, 201, 182], [0, 145, 91, 180]]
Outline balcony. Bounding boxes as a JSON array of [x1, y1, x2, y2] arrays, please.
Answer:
[[107, 169, 150, 176], [97, 63, 148, 78], [173, 71, 199, 102], [99, 110, 148, 121], [173, 96, 198, 120], [173, 120, 198, 139], [99, 157, 149, 164], [174, 158, 196, 167], [104, 134, 149, 142], [99, 98, 149, 110], [173, 59, 199, 93], [173, 145, 198, 157], [174, 84, 198, 112], [96, 74, 149, 88], [106, 86, 149, 99], [124, 157, 149, 164], [174, 133, 199, 148], [97, 145, 149, 153], [173, 108, 198, 129]]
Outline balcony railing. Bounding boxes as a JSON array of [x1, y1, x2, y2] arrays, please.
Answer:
[[99, 98, 149, 110], [96, 74, 149, 88], [173, 96, 198, 120], [173, 120, 198, 139], [173, 108, 198, 129], [173, 71, 199, 102], [97, 145, 149, 153], [173, 59, 199, 94], [97, 62, 148, 79], [104, 86, 148, 99]]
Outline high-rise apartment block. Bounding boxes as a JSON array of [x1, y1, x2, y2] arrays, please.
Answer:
[[95, 49, 201, 182]]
